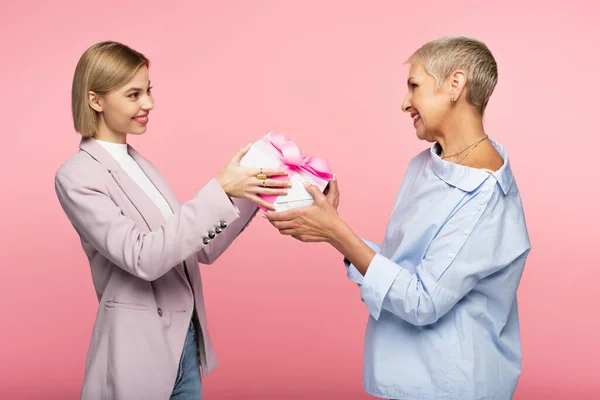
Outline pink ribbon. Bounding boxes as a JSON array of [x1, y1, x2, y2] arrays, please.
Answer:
[[263, 132, 333, 181], [256, 132, 333, 210]]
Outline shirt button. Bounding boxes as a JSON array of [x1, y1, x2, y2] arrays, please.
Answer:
[[463, 229, 469, 235], [448, 252, 455, 259], [157, 307, 163, 317], [478, 205, 484, 211]]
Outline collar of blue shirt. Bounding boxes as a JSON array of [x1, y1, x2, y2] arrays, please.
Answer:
[[430, 137, 514, 195]]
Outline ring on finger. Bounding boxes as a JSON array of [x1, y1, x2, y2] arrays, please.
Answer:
[[256, 168, 268, 181]]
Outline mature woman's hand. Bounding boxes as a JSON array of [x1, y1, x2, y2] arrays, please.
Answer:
[[217, 143, 291, 211], [266, 178, 341, 242], [323, 177, 340, 209]]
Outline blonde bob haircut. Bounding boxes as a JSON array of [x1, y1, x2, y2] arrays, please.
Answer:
[[71, 41, 149, 137], [406, 36, 498, 115]]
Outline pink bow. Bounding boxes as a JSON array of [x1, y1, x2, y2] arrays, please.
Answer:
[[254, 132, 333, 211], [262, 132, 333, 182]]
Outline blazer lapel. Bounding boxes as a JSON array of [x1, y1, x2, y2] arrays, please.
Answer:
[[128, 147, 182, 215], [126, 145, 191, 285], [79, 138, 189, 283], [80, 138, 166, 232]]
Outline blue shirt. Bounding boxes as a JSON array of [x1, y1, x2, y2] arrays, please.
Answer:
[[345, 138, 531, 400]]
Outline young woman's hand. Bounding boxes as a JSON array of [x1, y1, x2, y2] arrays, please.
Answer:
[[217, 144, 291, 211]]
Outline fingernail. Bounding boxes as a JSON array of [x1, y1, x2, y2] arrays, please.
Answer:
[[333, 173, 337, 181], [261, 214, 267, 219]]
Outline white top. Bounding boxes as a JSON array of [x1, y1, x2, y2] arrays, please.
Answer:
[[95, 139, 173, 220]]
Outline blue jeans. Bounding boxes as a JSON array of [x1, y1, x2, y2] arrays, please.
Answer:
[[170, 321, 202, 400]]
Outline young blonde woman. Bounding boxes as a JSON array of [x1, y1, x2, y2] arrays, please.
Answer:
[[268, 36, 531, 400], [55, 41, 290, 400]]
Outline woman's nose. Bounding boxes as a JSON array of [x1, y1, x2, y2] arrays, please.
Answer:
[[401, 95, 411, 113], [142, 97, 154, 111]]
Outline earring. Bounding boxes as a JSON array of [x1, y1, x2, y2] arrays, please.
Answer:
[[450, 91, 455, 105]]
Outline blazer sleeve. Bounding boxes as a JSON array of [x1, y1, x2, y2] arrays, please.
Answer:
[[196, 198, 258, 264], [55, 158, 242, 281]]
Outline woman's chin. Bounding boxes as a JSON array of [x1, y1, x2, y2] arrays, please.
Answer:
[[128, 127, 148, 136], [415, 129, 429, 141], [415, 128, 436, 143]]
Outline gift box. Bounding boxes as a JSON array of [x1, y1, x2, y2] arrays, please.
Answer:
[[239, 132, 333, 212]]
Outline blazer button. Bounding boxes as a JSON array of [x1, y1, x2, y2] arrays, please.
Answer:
[[157, 307, 163, 317], [203, 237, 210, 245], [208, 230, 216, 239], [219, 220, 227, 229], [215, 226, 222, 234]]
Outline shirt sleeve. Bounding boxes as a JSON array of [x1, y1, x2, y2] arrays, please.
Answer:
[[344, 239, 381, 285], [359, 184, 531, 325]]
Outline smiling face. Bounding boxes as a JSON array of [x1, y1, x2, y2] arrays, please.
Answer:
[[88, 66, 154, 143], [402, 63, 453, 143]]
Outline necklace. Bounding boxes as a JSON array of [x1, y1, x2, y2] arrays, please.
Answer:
[[441, 135, 489, 161], [454, 137, 488, 165]]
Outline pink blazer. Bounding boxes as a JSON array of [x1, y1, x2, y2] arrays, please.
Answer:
[[55, 138, 258, 400]]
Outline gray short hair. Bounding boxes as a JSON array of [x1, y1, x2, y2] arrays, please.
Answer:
[[406, 36, 498, 114]]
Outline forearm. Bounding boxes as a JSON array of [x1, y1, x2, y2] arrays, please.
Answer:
[[329, 218, 376, 276]]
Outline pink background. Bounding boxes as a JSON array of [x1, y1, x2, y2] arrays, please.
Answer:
[[1, 1, 599, 399]]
